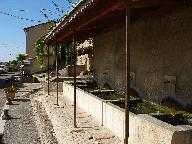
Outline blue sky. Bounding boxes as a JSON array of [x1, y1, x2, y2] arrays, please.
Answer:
[[0, 0, 75, 62]]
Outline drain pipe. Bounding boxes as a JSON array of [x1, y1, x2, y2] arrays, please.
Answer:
[[125, 1, 131, 144]]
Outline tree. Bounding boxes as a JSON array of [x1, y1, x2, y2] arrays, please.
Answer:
[[16, 54, 28, 63], [10, 60, 19, 65]]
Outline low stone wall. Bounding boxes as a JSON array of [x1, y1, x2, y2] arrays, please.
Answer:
[[63, 82, 192, 144], [43, 82, 63, 93]]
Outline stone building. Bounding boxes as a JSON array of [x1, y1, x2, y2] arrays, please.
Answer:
[[76, 40, 93, 72], [23, 21, 54, 74], [44, 0, 192, 106], [62, 40, 93, 77], [93, 7, 192, 105]]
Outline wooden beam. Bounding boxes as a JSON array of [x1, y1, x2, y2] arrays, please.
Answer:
[[131, 0, 192, 9], [46, 0, 192, 45], [50, 0, 123, 44]]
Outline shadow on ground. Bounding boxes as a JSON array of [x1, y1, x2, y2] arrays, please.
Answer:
[[12, 98, 30, 102], [0, 79, 10, 89], [0, 134, 5, 144]]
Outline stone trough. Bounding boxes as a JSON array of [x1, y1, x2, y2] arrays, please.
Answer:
[[63, 82, 192, 144], [43, 77, 91, 93]]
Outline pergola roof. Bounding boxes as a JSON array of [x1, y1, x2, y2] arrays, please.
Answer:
[[45, 0, 192, 45]]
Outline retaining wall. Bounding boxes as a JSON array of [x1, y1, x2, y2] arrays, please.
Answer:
[[63, 82, 192, 144]]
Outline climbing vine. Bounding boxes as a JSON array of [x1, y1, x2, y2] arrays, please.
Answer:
[[34, 21, 57, 66], [34, 35, 46, 65]]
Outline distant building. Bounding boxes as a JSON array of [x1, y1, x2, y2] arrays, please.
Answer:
[[23, 21, 54, 74]]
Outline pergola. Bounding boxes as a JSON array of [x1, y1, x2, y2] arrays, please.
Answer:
[[44, 0, 191, 143]]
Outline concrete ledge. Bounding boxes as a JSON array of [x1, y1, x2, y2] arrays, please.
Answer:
[[63, 82, 192, 144]]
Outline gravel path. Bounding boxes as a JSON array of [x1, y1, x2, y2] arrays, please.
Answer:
[[32, 90, 122, 144], [32, 99, 58, 144], [2, 83, 42, 144]]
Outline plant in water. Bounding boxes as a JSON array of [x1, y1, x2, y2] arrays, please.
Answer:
[[109, 92, 125, 100], [183, 113, 192, 119]]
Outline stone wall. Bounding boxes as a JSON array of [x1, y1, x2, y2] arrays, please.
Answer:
[[93, 7, 192, 105], [77, 54, 92, 72]]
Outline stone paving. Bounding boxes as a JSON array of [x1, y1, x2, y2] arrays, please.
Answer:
[[31, 90, 123, 144]]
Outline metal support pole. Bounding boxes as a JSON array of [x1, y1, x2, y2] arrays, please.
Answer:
[[73, 35, 77, 128], [125, 1, 130, 144], [55, 46, 59, 105], [47, 46, 50, 95]]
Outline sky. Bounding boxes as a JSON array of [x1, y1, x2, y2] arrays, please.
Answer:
[[0, 0, 75, 62]]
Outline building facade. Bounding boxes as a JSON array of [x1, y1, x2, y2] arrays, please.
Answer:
[[24, 21, 54, 74]]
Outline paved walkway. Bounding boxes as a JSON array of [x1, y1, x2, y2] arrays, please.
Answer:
[[32, 90, 123, 144]]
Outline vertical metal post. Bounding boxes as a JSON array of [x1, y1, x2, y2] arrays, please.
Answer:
[[125, 1, 130, 144], [47, 46, 50, 95], [73, 35, 77, 128], [55, 46, 59, 105]]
